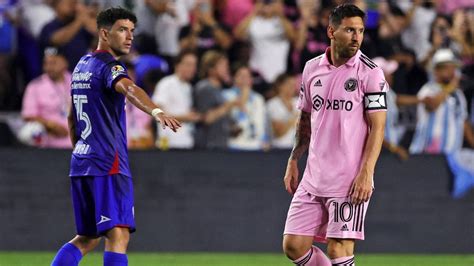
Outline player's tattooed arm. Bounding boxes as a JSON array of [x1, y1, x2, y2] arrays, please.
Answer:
[[290, 111, 311, 161]]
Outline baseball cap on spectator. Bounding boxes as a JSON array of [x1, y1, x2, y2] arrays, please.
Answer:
[[432, 48, 460, 67]]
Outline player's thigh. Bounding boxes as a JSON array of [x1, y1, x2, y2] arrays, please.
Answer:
[[284, 186, 328, 242], [324, 197, 370, 241]]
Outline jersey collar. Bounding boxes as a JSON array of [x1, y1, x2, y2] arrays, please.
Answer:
[[320, 47, 361, 68]]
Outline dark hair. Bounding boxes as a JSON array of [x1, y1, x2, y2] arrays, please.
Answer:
[[174, 50, 197, 66], [97, 7, 137, 30], [230, 62, 249, 77], [272, 73, 294, 92], [329, 4, 365, 27]]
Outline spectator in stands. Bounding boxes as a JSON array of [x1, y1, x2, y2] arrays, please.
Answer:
[[124, 61, 155, 150], [234, 0, 295, 84], [294, 1, 331, 72], [39, 0, 97, 71], [420, 14, 461, 69], [194, 50, 239, 149], [149, 0, 190, 62], [373, 57, 421, 160], [398, 0, 438, 63], [410, 49, 474, 154], [223, 64, 268, 150], [20, 48, 71, 148], [152, 50, 202, 149], [218, 0, 254, 29], [451, 9, 474, 123], [266, 73, 298, 149], [179, 0, 233, 58]]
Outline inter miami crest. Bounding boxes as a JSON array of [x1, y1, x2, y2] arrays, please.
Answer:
[[344, 78, 358, 92]]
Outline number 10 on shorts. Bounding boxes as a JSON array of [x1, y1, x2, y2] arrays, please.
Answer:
[[331, 200, 365, 232]]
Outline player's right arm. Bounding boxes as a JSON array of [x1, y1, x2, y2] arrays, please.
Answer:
[[67, 104, 78, 147], [284, 111, 311, 194], [115, 78, 181, 132]]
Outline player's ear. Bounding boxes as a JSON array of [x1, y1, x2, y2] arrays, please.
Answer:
[[99, 28, 108, 41], [327, 25, 335, 40]]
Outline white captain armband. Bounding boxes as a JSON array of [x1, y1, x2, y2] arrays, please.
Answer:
[[364, 92, 387, 111]]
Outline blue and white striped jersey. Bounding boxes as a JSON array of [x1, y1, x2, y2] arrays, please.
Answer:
[[410, 81, 467, 154]]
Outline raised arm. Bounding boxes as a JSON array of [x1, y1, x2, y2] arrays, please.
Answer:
[[115, 78, 181, 131], [283, 111, 311, 194]]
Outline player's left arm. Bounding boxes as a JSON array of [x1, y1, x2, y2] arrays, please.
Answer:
[[67, 104, 78, 146], [350, 111, 386, 205], [115, 78, 181, 132]]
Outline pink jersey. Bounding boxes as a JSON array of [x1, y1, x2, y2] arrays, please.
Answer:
[[298, 49, 388, 197], [21, 73, 72, 148]]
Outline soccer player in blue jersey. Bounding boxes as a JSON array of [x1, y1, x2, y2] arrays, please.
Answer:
[[51, 7, 181, 266]]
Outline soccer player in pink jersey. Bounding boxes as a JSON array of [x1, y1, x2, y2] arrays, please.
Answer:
[[282, 4, 388, 266]]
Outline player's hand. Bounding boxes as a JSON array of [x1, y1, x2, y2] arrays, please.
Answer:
[[350, 171, 373, 205], [155, 113, 181, 132], [284, 159, 299, 195]]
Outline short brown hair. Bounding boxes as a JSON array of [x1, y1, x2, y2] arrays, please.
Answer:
[[199, 50, 227, 78]]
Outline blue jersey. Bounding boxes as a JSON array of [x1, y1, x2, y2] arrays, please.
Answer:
[[69, 51, 131, 177]]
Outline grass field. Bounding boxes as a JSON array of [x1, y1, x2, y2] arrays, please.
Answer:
[[0, 252, 473, 266]]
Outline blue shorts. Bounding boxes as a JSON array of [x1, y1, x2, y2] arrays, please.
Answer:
[[71, 174, 136, 237]]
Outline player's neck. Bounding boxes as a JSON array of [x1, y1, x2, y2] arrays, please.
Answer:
[[328, 45, 349, 67], [96, 43, 121, 60]]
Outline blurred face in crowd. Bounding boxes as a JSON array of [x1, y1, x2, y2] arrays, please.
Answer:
[[55, 0, 77, 21], [434, 63, 457, 85], [233, 67, 253, 89], [101, 19, 135, 57], [328, 16, 364, 59], [278, 76, 297, 99], [43, 54, 68, 81], [176, 54, 197, 82], [257, 0, 279, 18], [213, 57, 231, 84]]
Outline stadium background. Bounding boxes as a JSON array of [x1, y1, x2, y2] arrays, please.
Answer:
[[1, 0, 474, 265]]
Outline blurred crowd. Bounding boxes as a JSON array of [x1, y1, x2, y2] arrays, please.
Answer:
[[0, 0, 474, 156]]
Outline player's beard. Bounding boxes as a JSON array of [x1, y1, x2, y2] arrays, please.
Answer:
[[337, 41, 359, 59]]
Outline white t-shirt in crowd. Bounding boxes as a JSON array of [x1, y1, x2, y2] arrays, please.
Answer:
[[266, 96, 298, 149], [152, 74, 195, 148], [248, 16, 290, 83]]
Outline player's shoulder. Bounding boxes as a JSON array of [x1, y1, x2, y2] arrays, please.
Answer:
[[305, 53, 325, 68], [90, 52, 123, 71], [357, 53, 383, 75]]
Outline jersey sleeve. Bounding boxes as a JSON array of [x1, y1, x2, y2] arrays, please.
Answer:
[[362, 67, 388, 113], [104, 61, 130, 91], [297, 62, 312, 113]]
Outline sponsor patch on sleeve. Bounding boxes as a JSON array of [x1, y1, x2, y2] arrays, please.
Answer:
[[111, 65, 126, 79], [364, 92, 387, 110]]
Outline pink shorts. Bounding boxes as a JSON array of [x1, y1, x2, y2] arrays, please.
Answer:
[[284, 185, 369, 243]]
